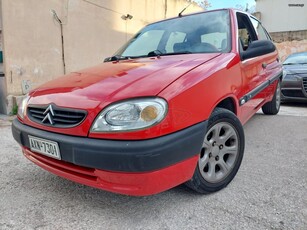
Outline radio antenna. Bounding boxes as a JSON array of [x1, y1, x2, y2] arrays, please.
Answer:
[[178, 2, 192, 17]]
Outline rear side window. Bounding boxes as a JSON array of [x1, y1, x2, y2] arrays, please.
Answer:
[[250, 17, 270, 40]]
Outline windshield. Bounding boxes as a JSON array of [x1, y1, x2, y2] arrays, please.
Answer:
[[115, 10, 231, 58], [283, 52, 307, 65]]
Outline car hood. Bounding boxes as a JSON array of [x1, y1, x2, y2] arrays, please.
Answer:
[[29, 54, 220, 110], [283, 64, 307, 75]]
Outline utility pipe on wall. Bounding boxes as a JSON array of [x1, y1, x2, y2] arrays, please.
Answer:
[[51, 10, 66, 74]]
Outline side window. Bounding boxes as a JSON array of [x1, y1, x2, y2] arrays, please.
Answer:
[[165, 32, 186, 52], [250, 17, 270, 40], [236, 13, 257, 51]]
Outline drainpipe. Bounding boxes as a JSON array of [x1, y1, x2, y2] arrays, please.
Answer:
[[164, 0, 168, 18], [51, 10, 66, 74]]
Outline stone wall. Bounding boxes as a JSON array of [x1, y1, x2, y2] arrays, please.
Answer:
[[275, 40, 307, 61], [270, 30, 307, 43]]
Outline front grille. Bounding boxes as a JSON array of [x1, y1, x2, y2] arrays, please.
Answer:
[[27, 104, 87, 128], [303, 78, 307, 93], [281, 90, 305, 98]]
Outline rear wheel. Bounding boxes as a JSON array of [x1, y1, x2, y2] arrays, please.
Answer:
[[262, 80, 281, 115], [186, 108, 245, 194]]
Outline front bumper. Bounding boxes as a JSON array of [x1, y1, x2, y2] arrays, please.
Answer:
[[281, 77, 307, 102], [12, 119, 207, 195]]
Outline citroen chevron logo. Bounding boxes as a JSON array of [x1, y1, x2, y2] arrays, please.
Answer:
[[42, 105, 55, 125]]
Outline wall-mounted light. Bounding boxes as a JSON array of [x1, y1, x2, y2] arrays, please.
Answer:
[[121, 14, 133, 20]]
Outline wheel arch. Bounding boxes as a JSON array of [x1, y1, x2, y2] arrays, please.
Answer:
[[214, 96, 238, 115]]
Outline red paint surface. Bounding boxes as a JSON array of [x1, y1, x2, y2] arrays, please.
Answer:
[[23, 147, 198, 196], [16, 9, 283, 195]]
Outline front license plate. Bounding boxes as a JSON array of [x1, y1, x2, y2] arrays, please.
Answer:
[[28, 135, 61, 160]]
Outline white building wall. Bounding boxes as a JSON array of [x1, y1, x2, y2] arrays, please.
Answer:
[[256, 0, 307, 32]]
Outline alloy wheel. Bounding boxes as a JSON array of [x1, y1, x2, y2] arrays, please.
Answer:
[[198, 122, 239, 183]]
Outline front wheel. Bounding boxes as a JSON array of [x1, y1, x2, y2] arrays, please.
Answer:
[[262, 80, 281, 115], [186, 108, 245, 194]]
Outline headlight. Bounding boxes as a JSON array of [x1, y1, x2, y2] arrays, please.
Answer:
[[91, 98, 168, 132], [17, 95, 30, 119], [282, 69, 287, 79], [282, 70, 298, 81]]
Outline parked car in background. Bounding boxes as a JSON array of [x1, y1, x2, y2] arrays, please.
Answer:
[[12, 9, 282, 196], [281, 52, 307, 102]]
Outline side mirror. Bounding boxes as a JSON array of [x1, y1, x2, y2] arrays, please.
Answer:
[[242, 40, 276, 60]]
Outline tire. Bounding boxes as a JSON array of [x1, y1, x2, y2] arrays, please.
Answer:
[[262, 80, 281, 115], [185, 108, 245, 194]]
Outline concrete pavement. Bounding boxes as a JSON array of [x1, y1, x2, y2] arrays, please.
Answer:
[[0, 105, 306, 229]]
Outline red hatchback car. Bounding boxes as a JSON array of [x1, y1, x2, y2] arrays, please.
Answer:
[[12, 9, 282, 196]]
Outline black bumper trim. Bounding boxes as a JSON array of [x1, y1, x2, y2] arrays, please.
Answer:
[[239, 71, 282, 106], [12, 119, 207, 172]]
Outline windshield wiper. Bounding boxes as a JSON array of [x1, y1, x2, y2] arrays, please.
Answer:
[[147, 50, 163, 57], [283, 63, 297, 65], [163, 51, 192, 56], [104, 51, 193, 62], [165, 50, 192, 55], [147, 50, 192, 57], [104, 55, 130, 62]]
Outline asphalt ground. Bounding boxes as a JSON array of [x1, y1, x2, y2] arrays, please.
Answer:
[[0, 103, 306, 230]]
